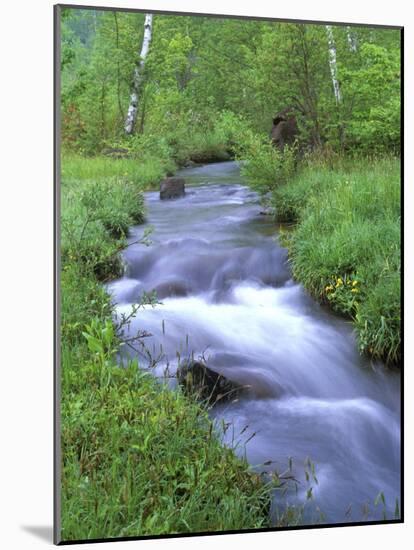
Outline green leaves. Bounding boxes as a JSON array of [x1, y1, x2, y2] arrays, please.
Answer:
[[82, 332, 103, 355], [131, 433, 152, 454], [61, 337, 272, 539], [240, 139, 297, 197], [82, 318, 117, 365], [61, 9, 400, 155], [341, 43, 400, 153]]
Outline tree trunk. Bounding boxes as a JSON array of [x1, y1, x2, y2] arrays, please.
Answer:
[[346, 26, 358, 52], [138, 89, 147, 134], [124, 14, 153, 135], [113, 12, 124, 124], [297, 26, 322, 147], [326, 26, 346, 149], [326, 25, 342, 104]]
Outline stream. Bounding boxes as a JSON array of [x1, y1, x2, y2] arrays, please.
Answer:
[[107, 161, 401, 526]]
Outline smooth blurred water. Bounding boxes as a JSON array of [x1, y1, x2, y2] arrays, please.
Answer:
[[107, 161, 401, 525]]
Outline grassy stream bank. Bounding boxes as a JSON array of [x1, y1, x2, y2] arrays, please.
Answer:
[[60, 154, 273, 540], [272, 156, 401, 366]]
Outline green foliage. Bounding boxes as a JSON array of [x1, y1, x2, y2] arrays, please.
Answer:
[[341, 43, 401, 152], [61, 154, 160, 282], [125, 134, 175, 167], [274, 157, 400, 364], [61, 261, 112, 347], [60, 157, 274, 540], [61, 343, 272, 540], [213, 111, 298, 197], [168, 129, 230, 165], [214, 111, 250, 145], [62, 154, 172, 187], [61, 9, 400, 156], [61, 10, 147, 153], [245, 23, 333, 143], [240, 140, 297, 197]]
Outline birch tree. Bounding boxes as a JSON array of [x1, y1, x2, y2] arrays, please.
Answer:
[[326, 25, 342, 104], [124, 14, 153, 135], [346, 26, 358, 52]]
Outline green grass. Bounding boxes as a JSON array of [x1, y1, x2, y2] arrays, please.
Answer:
[[60, 156, 274, 540], [62, 153, 174, 189], [274, 156, 401, 365], [61, 125, 233, 188], [61, 176, 147, 281], [61, 343, 271, 540], [172, 130, 231, 165]]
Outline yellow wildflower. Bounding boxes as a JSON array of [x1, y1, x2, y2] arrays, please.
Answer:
[[325, 284, 334, 292], [351, 288, 359, 293], [352, 280, 358, 286]]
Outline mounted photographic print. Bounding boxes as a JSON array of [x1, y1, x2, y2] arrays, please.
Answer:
[[54, 3, 403, 544]]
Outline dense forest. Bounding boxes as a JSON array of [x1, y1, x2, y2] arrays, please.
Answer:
[[61, 9, 400, 155], [59, 7, 401, 542]]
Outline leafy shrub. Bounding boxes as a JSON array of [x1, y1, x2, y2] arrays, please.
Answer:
[[216, 112, 298, 198], [214, 110, 256, 154], [240, 139, 297, 197]]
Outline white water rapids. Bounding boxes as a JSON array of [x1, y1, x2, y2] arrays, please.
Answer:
[[107, 161, 401, 525]]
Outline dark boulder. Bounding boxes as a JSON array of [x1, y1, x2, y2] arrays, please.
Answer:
[[177, 360, 243, 405], [270, 107, 299, 151], [160, 177, 186, 200]]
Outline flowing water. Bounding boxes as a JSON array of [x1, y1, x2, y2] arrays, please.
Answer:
[[107, 161, 401, 525]]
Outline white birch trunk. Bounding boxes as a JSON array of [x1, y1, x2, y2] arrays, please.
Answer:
[[326, 25, 342, 104], [346, 26, 358, 52], [124, 14, 153, 135]]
